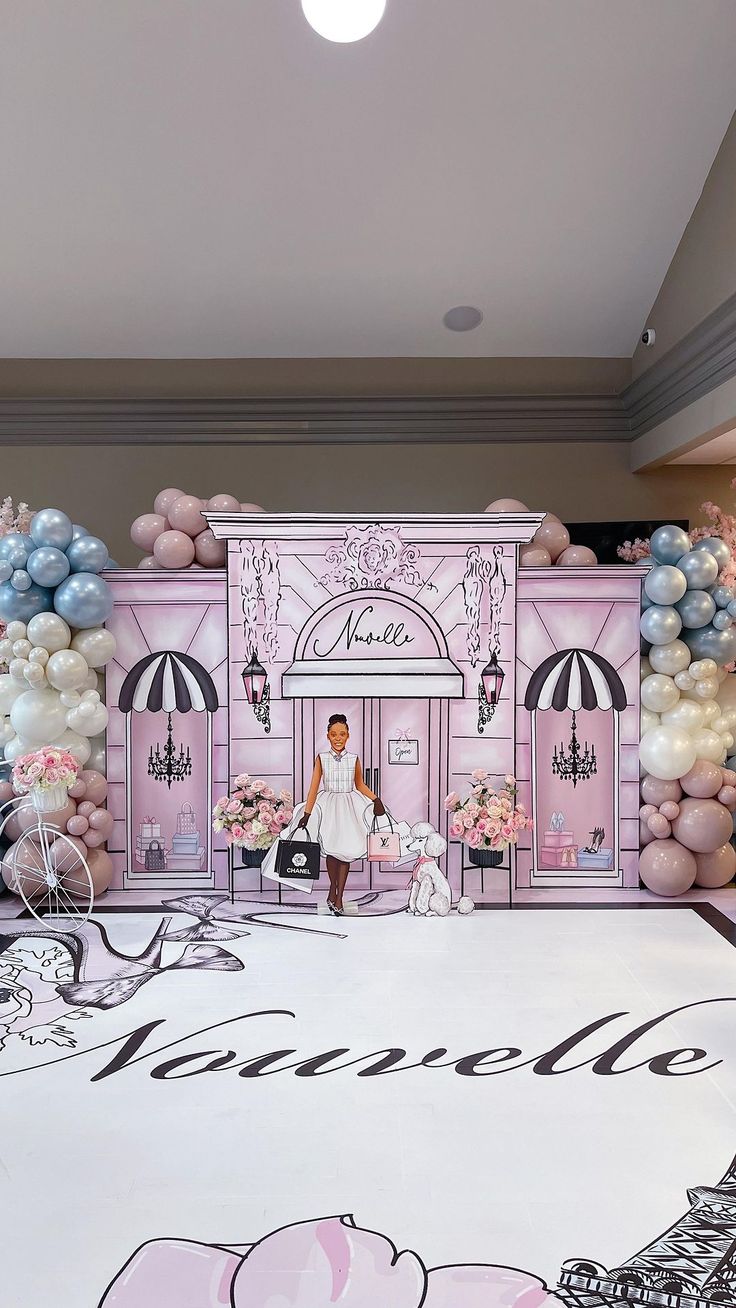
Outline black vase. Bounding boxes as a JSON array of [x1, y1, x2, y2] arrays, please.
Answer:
[[468, 846, 504, 867], [238, 847, 266, 867]]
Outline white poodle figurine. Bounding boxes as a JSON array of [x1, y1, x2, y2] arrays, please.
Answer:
[[407, 821, 452, 916]]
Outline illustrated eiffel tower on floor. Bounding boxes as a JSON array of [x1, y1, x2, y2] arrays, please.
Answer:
[[557, 1155, 736, 1306]]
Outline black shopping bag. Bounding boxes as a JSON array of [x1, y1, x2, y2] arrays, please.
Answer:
[[274, 831, 321, 883]]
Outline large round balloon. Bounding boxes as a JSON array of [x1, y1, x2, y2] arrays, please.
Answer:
[[153, 530, 195, 569], [485, 498, 529, 512], [26, 546, 70, 588], [9, 688, 67, 744], [137, 555, 161, 570], [76, 847, 113, 896], [0, 674, 25, 716], [692, 535, 731, 571], [29, 508, 74, 551], [639, 839, 696, 896], [676, 589, 716, 629], [0, 581, 54, 624], [239, 503, 265, 513], [46, 649, 89, 692], [130, 513, 167, 552], [678, 549, 719, 590], [167, 495, 207, 538], [26, 611, 71, 653], [519, 544, 551, 567], [644, 565, 687, 606], [694, 842, 736, 888], [49, 727, 91, 766], [153, 487, 185, 518], [54, 573, 112, 628], [683, 623, 736, 664], [206, 493, 240, 513], [641, 775, 681, 809], [679, 758, 724, 798], [660, 699, 704, 732], [193, 529, 226, 568], [641, 673, 679, 714], [66, 535, 109, 574], [672, 797, 733, 853], [639, 725, 696, 780], [640, 605, 682, 646], [70, 626, 116, 668], [533, 516, 569, 562], [0, 532, 30, 567], [556, 545, 598, 567], [79, 769, 108, 805], [650, 525, 690, 566]]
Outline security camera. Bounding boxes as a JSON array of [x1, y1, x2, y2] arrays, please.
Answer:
[[641, 328, 656, 347]]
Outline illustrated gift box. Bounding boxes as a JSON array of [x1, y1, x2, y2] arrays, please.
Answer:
[[577, 848, 614, 870], [544, 811, 573, 848], [540, 844, 578, 869]]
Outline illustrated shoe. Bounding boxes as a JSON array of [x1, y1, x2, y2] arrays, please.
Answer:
[[327, 901, 340, 916]]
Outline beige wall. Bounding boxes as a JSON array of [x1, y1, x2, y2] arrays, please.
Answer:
[[632, 110, 736, 378], [8, 441, 734, 566]]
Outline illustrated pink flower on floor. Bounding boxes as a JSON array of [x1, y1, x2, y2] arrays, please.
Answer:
[[99, 1215, 563, 1307]]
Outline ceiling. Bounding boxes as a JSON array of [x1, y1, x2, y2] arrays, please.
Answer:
[[2, 0, 736, 360], [673, 428, 736, 465]]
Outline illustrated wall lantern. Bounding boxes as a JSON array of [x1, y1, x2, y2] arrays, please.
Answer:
[[242, 649, 272, 734], [478, 651, 505, 733]]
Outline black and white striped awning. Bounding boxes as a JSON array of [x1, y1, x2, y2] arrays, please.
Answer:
[[524, 648, 626, 713], [119, 651, 218, 714]]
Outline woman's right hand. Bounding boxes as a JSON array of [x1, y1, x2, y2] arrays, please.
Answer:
[[297, 813, 311, 830]]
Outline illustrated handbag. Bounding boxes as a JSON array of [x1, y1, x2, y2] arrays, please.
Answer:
[[274, 829, 321, 883], [367, 813, 401, 862], [145, 839, 167, 871]]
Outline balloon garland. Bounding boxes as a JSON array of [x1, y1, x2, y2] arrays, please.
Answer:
[[131, 490, 265, 569]]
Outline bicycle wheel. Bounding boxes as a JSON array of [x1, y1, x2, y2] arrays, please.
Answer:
[[11, 827, 94, 931]]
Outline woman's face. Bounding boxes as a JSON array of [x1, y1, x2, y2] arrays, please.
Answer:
[[327, 721, 349, 753]]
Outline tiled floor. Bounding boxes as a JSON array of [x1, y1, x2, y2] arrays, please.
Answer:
[[1, 900, 735, 1306]]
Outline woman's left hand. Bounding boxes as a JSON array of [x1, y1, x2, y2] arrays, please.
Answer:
[[373, 797, 386, 816]]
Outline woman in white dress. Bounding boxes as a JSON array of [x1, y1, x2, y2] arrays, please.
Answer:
[[268, 713, 385, 915]]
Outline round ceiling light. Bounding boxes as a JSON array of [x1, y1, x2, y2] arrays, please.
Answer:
[[301, 0, 387, 43], [443, 305, 484, 332]]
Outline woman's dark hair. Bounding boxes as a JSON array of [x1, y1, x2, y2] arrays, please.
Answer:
[[327, 714, 348, 729]]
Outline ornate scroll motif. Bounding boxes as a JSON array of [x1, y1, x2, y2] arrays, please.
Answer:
[[462, 544, 507, 666], [320, 524, 422, 591], [239, 541, 281, 659], [488, 544, 507, 655]]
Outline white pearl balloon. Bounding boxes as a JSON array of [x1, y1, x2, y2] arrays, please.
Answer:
[[10, 687, 67, 745], [641, 673, 680, 714], [48, 727, 91, 766], [11, 640, 31, 659], [689, 658, 718, 680], [0, 719, 14, 745], [641, 707, 660, 734], [640, 725, 697, 780], [0, 675, 25, 716], [690, 728, 725, 763], [2, 734, 31, 763], [66, 701, 108, 736], [699, 699, 721, 724], [640, 656, 652, 680], [25, 612, 71, 654], [86, 740, 106, 774], [723, 731, 735, 751], [9, 658, 29, 684], [661, 700, 705, 732], [674, 671, 695, 691], [70, 626, 116, 669], [648, 639, 691, 676], [5, 622, 27, 642], [0, 638, 12, 663], [22, 662, 45, 686], [28, 647, 49, 666], [694, 677, 719, 700], [45, 649, 89, 692]]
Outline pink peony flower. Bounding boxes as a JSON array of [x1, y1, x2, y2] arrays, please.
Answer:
[[231, 824, 245, 841], [449, 821, 465, 839], [444, 791, 459, 811], [227, 799, 243, 814], [471, 768, 488, 781], [465, 827, 482, 848]]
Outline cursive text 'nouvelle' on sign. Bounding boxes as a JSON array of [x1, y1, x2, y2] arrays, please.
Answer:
[[313, 606, 415, 659]]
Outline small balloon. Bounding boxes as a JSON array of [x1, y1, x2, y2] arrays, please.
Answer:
[[647, 812, 671, 839], [10, 570, 32, 592]]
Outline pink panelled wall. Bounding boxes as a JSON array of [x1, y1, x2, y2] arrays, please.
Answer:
[[515, 567, 645, 889], [104, 571, 230, 890]]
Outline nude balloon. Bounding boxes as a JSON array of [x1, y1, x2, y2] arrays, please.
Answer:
[[206, 494, 240, 512], [672, 797, 733, 853], [519, 544, 552, 567], [533, 515, 570, 562], [137, 555, 162, 570], [694, 842, 736, 888], [153, 488, 184, 517], [130, 513, 167, 551], [647, 812, 671, 839], [556, 545, 598, 567], [67, 814, 90, 837], [153, 530, 195, 569], [679, 759, 724, 798], [239, 503, 265, 513], [80, 770, 107, 805], [88, 807, 114, 837], [639, 838, 696, 896], [193, 529, 226, 567], [167, 495, 207, 538], [71, 846, 112, 896], [718, 786, 736, 810], [82, 827, 107, 848]]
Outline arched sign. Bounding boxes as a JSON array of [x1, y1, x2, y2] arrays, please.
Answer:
[[283, 590, 464, 699]]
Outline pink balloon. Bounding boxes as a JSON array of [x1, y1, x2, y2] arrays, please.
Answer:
[[640, 775, 682, 806], [722, 768, 736, 787], [3, 812, 24, 842], [67, 777, 87, 799], [239, 503, 265, 513], [21, 797, 77, 839], [640, 819, 655, 846], [718, 785, 736, 810], [519, 544, 552, 567], [130, 513, 167, 551], [80, 770, 107, 805], [556, 545, 598, 567], [533, 515, 570, 562], [153, 530, 196, 569], [695, 842, 736, 888], [82, 847, 113, 895], [167, 495, 207, 539], [680, 758, 724, 798], [67, 814, 89, 836], [671, 797, 734, 853], [138, 555, 162, 570], [153, 487, 185, 517], [2, 838, 47, 895], [0, 781, 14, 804], [193, 528, 226, 568], [659, 800, 680, 821], [207, 494, 240, 512], [485, 498, 529, 512], [639, 838, 696, 896], [49, 835, 87, 872], [647, 812, 671, 839], [639, 804, 657, 820], [83, 827, 107, 848], [89, 807, 114, 837], [77, 800, 96, 818]]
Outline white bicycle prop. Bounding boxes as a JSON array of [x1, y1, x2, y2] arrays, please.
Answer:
[[0, 787, 94, 931]]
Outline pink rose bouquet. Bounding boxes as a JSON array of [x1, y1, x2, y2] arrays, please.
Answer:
[[12, 747, 79, 794], [445, 770, 532, 853], [212, 772, 293, 850]]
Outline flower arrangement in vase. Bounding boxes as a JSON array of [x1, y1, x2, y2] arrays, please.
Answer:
[[12, 748, 80, 813], [212, 774, 294, 866], [445, 770, 532, 866]]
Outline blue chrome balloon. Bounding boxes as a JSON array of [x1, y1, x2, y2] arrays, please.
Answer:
[[678, 549, 719, 590], [643, 564, 687, 606], [66, 535, 109, 574], [0, 561, 12, 584], [0, 534, 29, 569], [711, 585, 735, 609], [71, 523, 90, 541], [713, 609, 734, 631], [692, 536, 731, 570], [640, 605, 682, 645], [26, 545, 70, 588], [0, 581, 54, 623], [53, 572, 112, 628], [683, 623, 736, 664], [650, 524, 690, 566], [10, 569, 32, 592], [675, 589, 717, 629], [29, 507, 74, 551]]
